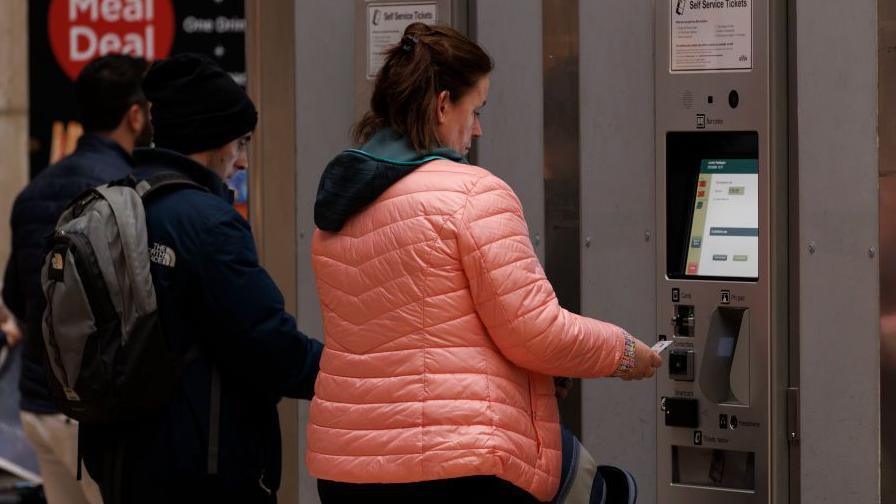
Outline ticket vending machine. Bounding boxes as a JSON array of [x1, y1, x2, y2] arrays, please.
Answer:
[[655, 1, 790, 502]]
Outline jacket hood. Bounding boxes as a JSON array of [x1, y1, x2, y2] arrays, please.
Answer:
[[314, 129, 465, 232]]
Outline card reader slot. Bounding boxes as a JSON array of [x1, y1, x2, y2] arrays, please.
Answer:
[[672, 304, 695, 337]]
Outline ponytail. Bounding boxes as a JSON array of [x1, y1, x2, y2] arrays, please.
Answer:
[[353, 23, 493, 153]]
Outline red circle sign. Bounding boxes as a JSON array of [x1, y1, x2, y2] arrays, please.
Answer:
[[48, 0, 176, 81]]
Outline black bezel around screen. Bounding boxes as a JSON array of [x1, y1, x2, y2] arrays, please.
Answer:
[[666, 131, 759, 282]]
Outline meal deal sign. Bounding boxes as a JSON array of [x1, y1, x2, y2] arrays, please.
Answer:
[[30, 0, 245, 177], [670, 0, 752, 73], [48, 0, 176, 81]]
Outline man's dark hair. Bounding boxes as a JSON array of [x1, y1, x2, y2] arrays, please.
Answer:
[[76, 54, 149, 132]]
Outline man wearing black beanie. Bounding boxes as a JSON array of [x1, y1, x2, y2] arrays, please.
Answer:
[[79, 54, 323, 504]]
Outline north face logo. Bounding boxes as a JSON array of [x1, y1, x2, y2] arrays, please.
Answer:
[[149, 243, 176, 268], [51, 252, 64, 270]]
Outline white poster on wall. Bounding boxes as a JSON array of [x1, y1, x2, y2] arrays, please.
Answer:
[[670, 0, 752, 73], [367, 2, 438, 79]]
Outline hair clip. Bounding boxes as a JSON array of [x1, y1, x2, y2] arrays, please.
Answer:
[[401, 35, 419, 52]]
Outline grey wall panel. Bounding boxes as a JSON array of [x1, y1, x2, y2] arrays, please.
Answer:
[[879, 2, 896, 502], [295, 2, 357, 503], [795, 1, 880, 502], [579, 1, 656, 503], [880, 174, 896, 504], [474, 0, 546, 261]]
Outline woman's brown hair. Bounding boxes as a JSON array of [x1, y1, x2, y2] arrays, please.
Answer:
[[353, 23, 493, 152]]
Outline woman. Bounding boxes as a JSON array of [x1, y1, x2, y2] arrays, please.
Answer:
[[307, 23, 661, 502]]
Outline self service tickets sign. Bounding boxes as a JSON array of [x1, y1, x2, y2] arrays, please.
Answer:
[[670, 0, 753, 73], [30, 0, 247, 176]]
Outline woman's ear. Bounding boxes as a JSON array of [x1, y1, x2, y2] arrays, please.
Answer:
[[435, 89, 451, 124]]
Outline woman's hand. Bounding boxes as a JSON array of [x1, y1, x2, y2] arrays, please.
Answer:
[[622, 338, 662, 380], [613, 334, 662, 381]]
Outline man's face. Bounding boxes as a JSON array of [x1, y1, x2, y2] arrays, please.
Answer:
[[207, 133, 251, 181]]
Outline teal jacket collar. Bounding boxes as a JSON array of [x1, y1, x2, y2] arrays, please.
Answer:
[[350, 128, 466, 164], [314, 129, 465, 232]]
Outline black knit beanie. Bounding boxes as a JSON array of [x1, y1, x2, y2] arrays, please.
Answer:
[[143, 53, 257, 154]]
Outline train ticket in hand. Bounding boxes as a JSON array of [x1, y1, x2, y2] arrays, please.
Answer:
[[651, 340, 674, 354]]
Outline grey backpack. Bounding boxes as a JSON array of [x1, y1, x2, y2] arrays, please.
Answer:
[[41, 173, 205, 423]]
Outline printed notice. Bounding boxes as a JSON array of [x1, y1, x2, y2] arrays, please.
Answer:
[[670, 0, 752, 73], [367, 2, 438, 79]]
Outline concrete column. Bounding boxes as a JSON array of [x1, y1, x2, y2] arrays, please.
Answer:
[[0, 0, 29, 276]]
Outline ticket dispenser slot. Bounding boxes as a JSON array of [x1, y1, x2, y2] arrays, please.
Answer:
[[700, 307, 750, 405], [672, 446, 756, 491]]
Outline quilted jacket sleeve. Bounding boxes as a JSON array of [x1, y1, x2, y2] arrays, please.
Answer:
[[456, 174, 626, 378]]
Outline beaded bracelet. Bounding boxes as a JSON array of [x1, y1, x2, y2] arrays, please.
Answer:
[[612, 332, 637, 377]]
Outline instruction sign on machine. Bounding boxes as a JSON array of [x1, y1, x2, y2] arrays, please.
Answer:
[[671, 0, 752, 73], [367, 2, 437, 79]]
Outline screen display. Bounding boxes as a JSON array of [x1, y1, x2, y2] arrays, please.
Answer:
[[684, 159, 758, 278]]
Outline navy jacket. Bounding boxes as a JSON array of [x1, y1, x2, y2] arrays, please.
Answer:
[[81, 148, 322, 504], [2, 134, 134, 413]]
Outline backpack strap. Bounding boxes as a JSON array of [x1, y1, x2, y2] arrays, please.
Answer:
[[135, 172, 209, 200]]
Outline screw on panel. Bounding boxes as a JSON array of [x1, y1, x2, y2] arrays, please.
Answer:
[[808, 241, 816, 254], [585, 237, 592, 248], [645, 230, 652, 242], [533, 233, 541, 246], [869, 247, 876, 258]]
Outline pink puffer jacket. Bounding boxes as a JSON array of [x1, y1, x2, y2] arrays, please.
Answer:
[[307, 159, 627, 501]]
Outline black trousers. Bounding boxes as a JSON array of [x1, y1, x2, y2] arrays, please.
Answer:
[[317, 476, 543, 503]]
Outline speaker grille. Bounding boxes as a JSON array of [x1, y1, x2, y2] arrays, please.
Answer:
[[682, 90, 694, 109]]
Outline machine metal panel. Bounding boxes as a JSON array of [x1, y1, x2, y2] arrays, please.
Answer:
[[881, 174, 896, 504], [881, 2, 896, 502], [578, 0, 658, 501], [655, 1, 788, 503], [474, 0, 546, 261], [295, 2, 358, 503], [794, 2, 880, 503]]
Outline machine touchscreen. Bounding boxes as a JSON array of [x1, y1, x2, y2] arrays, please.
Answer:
[[683, 159, 759, 279]]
